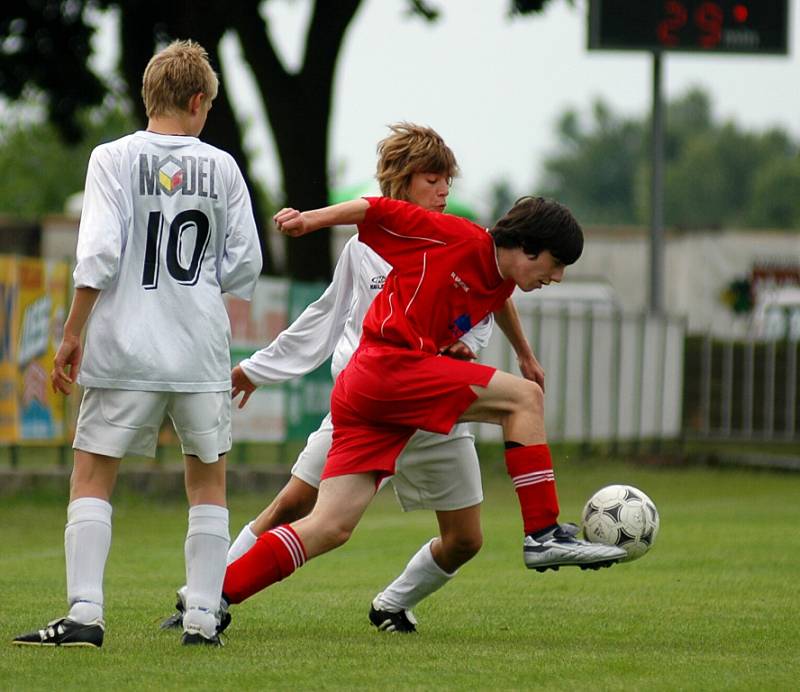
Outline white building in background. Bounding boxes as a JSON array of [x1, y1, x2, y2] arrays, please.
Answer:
[[566, 226, 800, 337]]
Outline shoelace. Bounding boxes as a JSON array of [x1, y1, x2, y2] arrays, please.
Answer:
[[42, 623, 63, 640]]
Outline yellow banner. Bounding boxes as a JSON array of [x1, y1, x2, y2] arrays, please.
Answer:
[[0, 257, 18, 443], [0, 256, 70, 444]]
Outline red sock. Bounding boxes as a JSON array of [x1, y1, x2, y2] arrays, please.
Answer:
[[222, 525, 307, 605], [504, 444, 560, 535]]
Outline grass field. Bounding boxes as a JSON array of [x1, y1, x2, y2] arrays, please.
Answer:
[[2, 457, 799, 691]]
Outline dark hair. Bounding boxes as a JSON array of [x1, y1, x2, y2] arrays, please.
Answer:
[[489, 196, 583, 265]]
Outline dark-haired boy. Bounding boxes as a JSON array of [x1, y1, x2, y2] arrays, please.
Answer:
[[218, 196, 625, 611]]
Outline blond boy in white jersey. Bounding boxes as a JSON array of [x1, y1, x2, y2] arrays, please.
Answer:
[[13, 39, 261, 649]]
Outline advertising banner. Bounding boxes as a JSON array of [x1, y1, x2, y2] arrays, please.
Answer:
[[0, 257, 18, 443], [0, 256, 69, 444]]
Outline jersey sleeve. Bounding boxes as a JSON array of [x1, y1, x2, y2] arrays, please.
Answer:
[[72, 146, 127, 290], [239, 236, 360, 385], [218, 159, 262, 300], [459, 313, 494, 354], [356, 197, 473, 268]]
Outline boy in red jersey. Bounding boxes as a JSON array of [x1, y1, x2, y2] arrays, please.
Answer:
[[220, 196, 625, 610]]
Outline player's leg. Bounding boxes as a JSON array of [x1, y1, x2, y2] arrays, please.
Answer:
[[13, 388, 164, 648], [371, 504, 481, 633], [230, 416, 331, 560], [461, 371, 626, 570], [11, 451, 117, 649], [171, 391, 231, 646], [221, 472, 379, 604], [370, 432, 483, 632], [160, 418, 329, 631]]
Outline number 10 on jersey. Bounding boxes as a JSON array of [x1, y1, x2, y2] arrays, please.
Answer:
[[141, 209, 211, 289]]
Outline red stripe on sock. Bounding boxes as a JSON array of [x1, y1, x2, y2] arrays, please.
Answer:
[[505, 444, 560, 534], [222, 525, 306, 604]]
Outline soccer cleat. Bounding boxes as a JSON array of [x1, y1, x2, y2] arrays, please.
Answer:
[[523, 524, 627, 572], [559, 522, 580, 537], [159, 589, 231, 634], [181, 630, 223, 647], [159, 590, 186, 630], [369, 598, 417, 634], [12, 617, 104, 648]]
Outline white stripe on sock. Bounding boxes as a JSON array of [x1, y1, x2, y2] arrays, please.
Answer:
[[272, 527, 305, 568], [512, 471, 555, 488]]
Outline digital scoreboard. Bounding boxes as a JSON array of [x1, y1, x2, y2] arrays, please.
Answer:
[[588, 1, 789, 54]]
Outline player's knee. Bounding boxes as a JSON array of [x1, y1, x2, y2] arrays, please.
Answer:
[[320, 523, 354, 550], [515, 379, 544, 416]]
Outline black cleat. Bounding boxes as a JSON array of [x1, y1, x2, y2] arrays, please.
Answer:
[[181, 630, 223, 647], [12, 617, 104, 648], [369, 603, 417, 633], [160, 591, 231, 634]]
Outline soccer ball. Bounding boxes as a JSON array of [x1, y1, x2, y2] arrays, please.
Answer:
[[581, 484, 660, 562]]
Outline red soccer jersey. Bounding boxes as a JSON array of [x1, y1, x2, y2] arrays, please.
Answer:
[[357, 197, 515, 354]]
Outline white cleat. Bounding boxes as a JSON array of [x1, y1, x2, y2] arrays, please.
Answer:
[[523, 524, 626, 572]]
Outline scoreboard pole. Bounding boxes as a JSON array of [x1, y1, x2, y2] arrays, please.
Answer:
[[649, 50, 665, 315], [587, 0, 789, 315]]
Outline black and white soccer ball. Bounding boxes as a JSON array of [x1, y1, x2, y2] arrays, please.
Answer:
[[581, 484, 660, 562]]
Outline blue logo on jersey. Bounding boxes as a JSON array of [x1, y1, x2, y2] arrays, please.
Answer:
[[449, 313, 472, 338]]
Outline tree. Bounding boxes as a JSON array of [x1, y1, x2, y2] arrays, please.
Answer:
[[539, 101, 645, 225], [540, 87, 800, 231], [0, 102, 135, 218], [1, 0, 559, 278]]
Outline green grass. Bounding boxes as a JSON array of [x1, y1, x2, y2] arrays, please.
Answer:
[[1, 459, 799, 691]]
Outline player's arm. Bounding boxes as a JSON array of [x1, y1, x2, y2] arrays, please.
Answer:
[[274, 199, 369, 237], [220, 159, 263, 299], [442, 314, 494, 361], [51, 287, 100, 395], [232, 239, 360, 407], [57, 146, 124, 395], [494, 298, 545, 390]]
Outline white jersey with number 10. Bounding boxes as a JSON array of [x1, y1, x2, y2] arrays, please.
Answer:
[[74, 130, 262, 392]]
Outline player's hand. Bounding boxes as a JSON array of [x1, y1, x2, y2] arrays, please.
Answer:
[[441, 341, 477, 361], [231, 364, 257, 409], [274, 208, 308, 237], [518, 353, 545, 392], [51, 334, 82, 395]]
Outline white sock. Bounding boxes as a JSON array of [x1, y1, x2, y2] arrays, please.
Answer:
[[184, 504, 229, 637], [65, 497, 112, 625], [375, 538, 454, 612], [226, 521, 258, 564]]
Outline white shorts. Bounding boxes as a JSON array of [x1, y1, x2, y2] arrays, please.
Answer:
[[73, 388, 231, 464], [292, 413, 483, 512]]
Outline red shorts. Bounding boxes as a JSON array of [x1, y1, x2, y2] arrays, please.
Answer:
[[322, 345, 496, 481]]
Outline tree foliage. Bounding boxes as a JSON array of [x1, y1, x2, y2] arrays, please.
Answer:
[[540, 87, 800, 231], [0, 102, 135, 218], [1, 0, 558, 277]]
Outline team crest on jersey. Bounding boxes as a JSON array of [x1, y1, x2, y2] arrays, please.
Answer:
[[370, 275, 386, 290], [449, 313, 472, 339], [138, 154, 218, 198]]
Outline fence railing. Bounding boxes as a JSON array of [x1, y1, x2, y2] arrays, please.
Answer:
[[475, 304, 686, 449], [683, 335, 800, 442]]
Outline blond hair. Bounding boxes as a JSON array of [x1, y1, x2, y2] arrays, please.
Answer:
[[376, 123, 459, 200], [141, 39, 219, 118]]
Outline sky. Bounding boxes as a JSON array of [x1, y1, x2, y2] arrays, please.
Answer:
[[96, 0, 800, 217]]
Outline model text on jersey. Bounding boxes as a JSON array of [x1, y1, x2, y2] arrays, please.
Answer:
[[139, 154, 219, 199]]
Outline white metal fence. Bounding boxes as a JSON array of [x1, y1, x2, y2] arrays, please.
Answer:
[[475, 303, 686, 446]]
